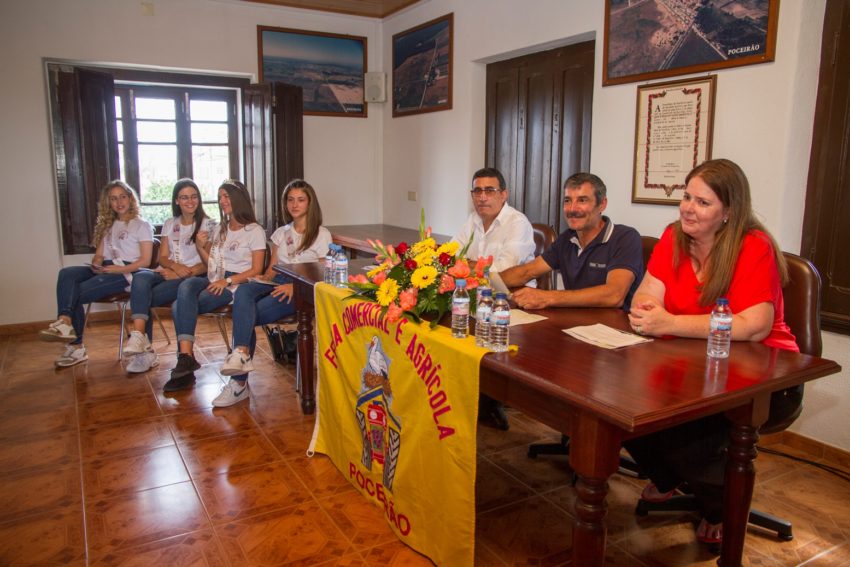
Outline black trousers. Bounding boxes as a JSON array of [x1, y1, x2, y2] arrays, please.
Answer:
[[623, 413, 729, 523]]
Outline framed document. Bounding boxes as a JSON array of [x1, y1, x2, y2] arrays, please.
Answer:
[[632, 76, 716, 205]]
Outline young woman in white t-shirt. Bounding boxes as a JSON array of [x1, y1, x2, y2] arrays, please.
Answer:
[[122, 179, 215, 373], [213, 179, 332, 407], [165, 180, 265, 392], [40, 181, 154, 367]]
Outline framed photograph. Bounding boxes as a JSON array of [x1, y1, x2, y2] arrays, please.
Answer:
[[258, 26, 367, 117], [392, 13, 453, 117], [603, 0, 778, 86], [632, 75, 716, 205]]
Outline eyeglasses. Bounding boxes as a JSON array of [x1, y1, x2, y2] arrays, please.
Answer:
[[177, 194, 200, 202], [470, 187, 503, 196]]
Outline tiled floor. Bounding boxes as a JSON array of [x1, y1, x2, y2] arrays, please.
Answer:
[[1, 318, 849, 566]]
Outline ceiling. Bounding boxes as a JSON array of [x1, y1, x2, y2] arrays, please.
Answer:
[[240, 0, 423, 19]]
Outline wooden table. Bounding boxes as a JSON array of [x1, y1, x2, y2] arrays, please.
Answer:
[[326, 224, 450, 258], [274, 259, 841, 567]]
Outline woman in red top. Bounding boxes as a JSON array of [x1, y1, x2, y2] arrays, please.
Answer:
[[625, 159, 797, 545]]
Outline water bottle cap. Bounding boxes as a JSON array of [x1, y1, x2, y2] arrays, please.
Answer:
[[455, 278, 466, 287], [495, 292, 508, 299], [480, 288, 492, 296], [718, 298, 729, 305]]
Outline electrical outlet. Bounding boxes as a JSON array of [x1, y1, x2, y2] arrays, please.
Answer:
[[407, 191, 417, 201]]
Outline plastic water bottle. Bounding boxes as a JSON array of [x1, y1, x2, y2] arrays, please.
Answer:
[[707, 297, 732, 358], [324, 245, 336, 284], [451, 279, 470, 338], [334, 246, 349, 288], [475, 287, 493, 348], [490, 292, 510, 352]]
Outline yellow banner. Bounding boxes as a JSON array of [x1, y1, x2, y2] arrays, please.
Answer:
[[312, 283, 485, 566]]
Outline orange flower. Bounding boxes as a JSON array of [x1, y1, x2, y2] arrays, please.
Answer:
[[466, 278, 479, 290], [437, 274, 455, 294], [474, 256, 494, 278], [399, 287, 418, 311], [447, 258, 470, 279], [348, 274, 368, 284], [372, 271, 387, 285], [385, 303, 403, 324]]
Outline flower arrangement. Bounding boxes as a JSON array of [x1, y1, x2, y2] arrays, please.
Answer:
[[347, 211, 492, 326]]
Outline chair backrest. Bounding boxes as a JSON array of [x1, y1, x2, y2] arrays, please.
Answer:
[[763, 252, 823, 433], [149, 238, 161, 269], [641, 235, 658, 268], [531, 223, 557, 290]]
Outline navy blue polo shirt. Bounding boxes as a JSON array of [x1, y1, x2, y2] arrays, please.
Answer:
[[540, 216, 644, 310]]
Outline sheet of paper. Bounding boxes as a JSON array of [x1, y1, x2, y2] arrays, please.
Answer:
[[563, 323, 653, 349], [249, 277, 277, 286], [509, 309, 547, 326]]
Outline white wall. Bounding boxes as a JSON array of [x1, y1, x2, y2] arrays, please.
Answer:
[[1, 0, 847, 451], [0, 0, 383, 325], [379, 0, 849, 450]]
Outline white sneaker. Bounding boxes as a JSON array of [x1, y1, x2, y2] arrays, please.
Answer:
[[40, 319, 77, 342], [220, 351, 254, 376], [55, 345, 88, 367], [126, 350, 159, 373], [212, 379, 250, 407], [123, 330, 151, 356]]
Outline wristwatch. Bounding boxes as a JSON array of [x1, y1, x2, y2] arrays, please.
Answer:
[[225, 277, 233, 286]]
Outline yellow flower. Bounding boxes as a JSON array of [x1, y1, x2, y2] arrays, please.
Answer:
[[414, 251, 435, 266], [410, 266, 438, 289], [376, 278, 400, 306], [436, 241, 460, 256], [411, 238, 436, 255], [367, 262, 390, 278]]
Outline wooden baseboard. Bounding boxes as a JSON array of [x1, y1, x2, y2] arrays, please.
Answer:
[[0, 311, 175, 336], [761, 430, 850, 471]]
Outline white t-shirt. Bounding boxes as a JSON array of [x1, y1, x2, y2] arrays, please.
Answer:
[[162, 216, 216, 267], [100, 217, 154, 287], [271, 224, 332, 264], [207, 222, 266, 283]]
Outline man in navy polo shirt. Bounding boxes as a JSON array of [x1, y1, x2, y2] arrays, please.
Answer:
[[500, 172, 643, 310]]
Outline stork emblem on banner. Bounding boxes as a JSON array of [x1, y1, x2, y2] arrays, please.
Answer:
[[356, 336, 403, 491]]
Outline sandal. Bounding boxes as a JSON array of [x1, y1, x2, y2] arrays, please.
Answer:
[[640, 482, 680, 503], [696, 518, 723, 544]]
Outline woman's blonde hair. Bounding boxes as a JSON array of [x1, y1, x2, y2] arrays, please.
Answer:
[[92, 180, 141, 247], [672, 159, 788, 306]]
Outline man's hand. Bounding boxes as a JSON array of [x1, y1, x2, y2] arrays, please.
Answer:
[[511, 287, 552, 310]]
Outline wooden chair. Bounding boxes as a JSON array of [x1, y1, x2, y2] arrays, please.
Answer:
[[83, 238, 170, 359], [531, 223, 557, 290], [641, 235, 659, 267], [635, 252, 822, 544]]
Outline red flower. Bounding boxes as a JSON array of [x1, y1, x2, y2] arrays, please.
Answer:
[[438, 252, 452, 266], [396, 242, 409, 255], [404, 258, 418, 270]]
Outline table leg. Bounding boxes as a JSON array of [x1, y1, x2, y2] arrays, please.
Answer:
[[569, 413, 621, 567], [719, 397, 770, 566], [296, 302, 316, 414]]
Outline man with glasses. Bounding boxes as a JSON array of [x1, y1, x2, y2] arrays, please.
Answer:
[[453, 167, 535, 430], [499, 172, 643, 311]]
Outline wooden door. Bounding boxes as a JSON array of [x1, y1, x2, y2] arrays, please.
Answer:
[[486, 41, 594, 234]]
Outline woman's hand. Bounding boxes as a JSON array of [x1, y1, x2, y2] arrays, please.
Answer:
[[628, 299, 671, 336], [196, 231, 209, 250], [271, 283, 293, 303], [160, 268, 181, 281], [100, 264, 124, 274], [207, 279, 230, 296], [170, 263, 193, 278]]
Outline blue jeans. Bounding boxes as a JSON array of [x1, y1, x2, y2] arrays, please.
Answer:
[[172, 275, 234, 344], [55, 263, 129, 345], [231, 274, 296, 356], [129, 271, 184, 340]]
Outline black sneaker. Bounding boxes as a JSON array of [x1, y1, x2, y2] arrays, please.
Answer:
[[171, 353, 200, 379], [163, 372, 196, 392]]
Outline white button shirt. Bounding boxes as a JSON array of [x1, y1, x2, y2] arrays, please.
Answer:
[[452, 203, 536, 275]]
